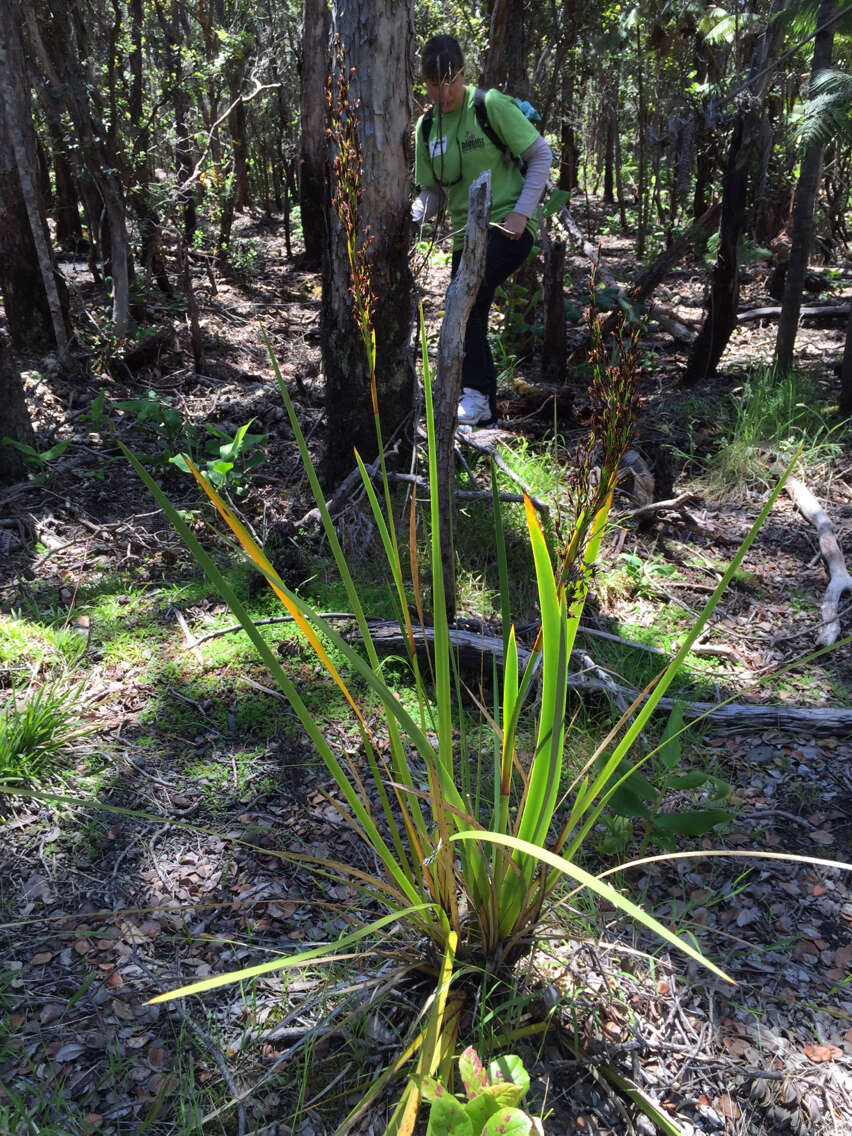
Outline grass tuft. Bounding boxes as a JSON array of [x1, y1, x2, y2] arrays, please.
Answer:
[[707, 366, 848, 494], [0, 681, 88, 788]]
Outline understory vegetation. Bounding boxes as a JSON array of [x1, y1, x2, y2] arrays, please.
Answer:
[[1, 2, 852, 1133]]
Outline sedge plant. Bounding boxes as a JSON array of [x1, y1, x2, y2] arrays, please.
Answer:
[[115, 45, 834, 1136]]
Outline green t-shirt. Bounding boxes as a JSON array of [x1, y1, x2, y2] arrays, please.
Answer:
[[414, 86, 541, 250]]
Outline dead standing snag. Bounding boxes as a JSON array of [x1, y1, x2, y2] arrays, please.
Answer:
[[435, 170, 491, 621]]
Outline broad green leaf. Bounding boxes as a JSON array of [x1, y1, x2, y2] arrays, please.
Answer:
[[481, 1107, 534, 1136], [607, 783, 652, 820], [414, 1076, 456, 1105], [426, 1095, 473, 1136], [459, 1046, 488, 1098], [658, 703, 684, 770], [668, 772, 710, 790], [464, 1085, 519, 1133], [652, 809, 734, 836]]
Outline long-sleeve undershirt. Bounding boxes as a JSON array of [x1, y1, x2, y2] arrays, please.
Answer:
[[411, 134, 552, 226]]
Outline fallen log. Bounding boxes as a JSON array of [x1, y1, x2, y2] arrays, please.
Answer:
[[358, 621, 852, 733], [785, 475, 852, 646], [737, 303, 851, 324], [555, 204, 620, 289], [555, 204, 698, 343], [599, 203, 720, 341]]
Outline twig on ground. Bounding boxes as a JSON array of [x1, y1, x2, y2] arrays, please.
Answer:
[[622, 492, 696, 521], [456, 432, 550, 513], [131, 951, 249, 1136], [386, 472, 538, 508], [174, 607, 204, 665]]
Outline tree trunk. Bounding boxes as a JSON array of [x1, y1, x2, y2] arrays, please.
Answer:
[[229, 85, 251, 213], [774, 0, 836, 375], [0, 336, 36, 484], [322, 1, 415, 488], [542, 237, 567, 381], [685, 1, 784, 385], [299, 0, 330, 268], [49, 119, 84, 251], [603, 112, 615, 204], [635, 23, 647, 258], [558, 70, 579, 192], [617, 102, 631, 232], [162, 1, 198, 245], [839, 305, 852, 416], [482, 0, 512, 89], [0, 0, 70, 353], [24, 3, 131, 337]]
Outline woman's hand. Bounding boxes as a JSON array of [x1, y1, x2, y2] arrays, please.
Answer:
[[500, 211, 528, 239]]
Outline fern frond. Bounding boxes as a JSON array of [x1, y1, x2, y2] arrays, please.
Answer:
[[799, 67, 852, 149]]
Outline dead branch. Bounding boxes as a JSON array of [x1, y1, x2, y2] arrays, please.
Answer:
[[358, 621, 852, 732], [554, 204, 698, 343], [456, 431, 550, 514], [785, 475, 852, 646], [599, 202, 721, 340], [435, 171, 491, 622], [623, 492, 696, 521], [737, 303, 851, 323], [386, 471, 541, 509], [555, 204, 620, 288]]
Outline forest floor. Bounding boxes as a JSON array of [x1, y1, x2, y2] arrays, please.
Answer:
[[1, 199, 851, 1136]]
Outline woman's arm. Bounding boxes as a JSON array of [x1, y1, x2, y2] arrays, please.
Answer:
[[500, 135, 553, 238], [411, 185, 446, 223], [513, 135, 553, 221]]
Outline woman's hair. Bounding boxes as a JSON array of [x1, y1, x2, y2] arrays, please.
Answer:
[[421, 35, 464, 83]]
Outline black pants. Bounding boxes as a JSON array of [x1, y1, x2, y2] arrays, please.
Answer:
[[451, 227, 533, 417]]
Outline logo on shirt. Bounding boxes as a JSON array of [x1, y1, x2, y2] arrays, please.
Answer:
[[461, 130, 485, 153]]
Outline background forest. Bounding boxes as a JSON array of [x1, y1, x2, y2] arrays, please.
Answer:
[[0, 1, 851, 1135]]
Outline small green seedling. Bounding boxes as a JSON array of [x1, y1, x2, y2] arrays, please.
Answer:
[[417, 1047, 544, 1136], [170, 419, 266, 493], [2, 437, 71, 471]]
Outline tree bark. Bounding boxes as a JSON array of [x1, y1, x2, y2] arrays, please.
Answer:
[[685, 1, 784, 385], [0, 0, 70, 354], [0, 336, 36, 484], [299, 0, 330, 267], [558, 70, 580, 192], [24, 2, 131, 337], [839, 304, 852, 416], [435, 173, 490, 622], [634, 22, 647, 259], [542, 236, 567, 381], [322, 1, 415, 488], [774, 0, 837, 375], [482, 0, 512, 89]]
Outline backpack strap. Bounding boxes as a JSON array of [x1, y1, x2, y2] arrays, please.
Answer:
[[473, 86, 509, 157], [421, 106, 434, 148]]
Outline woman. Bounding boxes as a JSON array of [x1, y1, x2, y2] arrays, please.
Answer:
[[412, 35, 552, 426]]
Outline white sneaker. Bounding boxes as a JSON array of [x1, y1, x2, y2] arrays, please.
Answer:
[[457, 387, 494, 426]]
